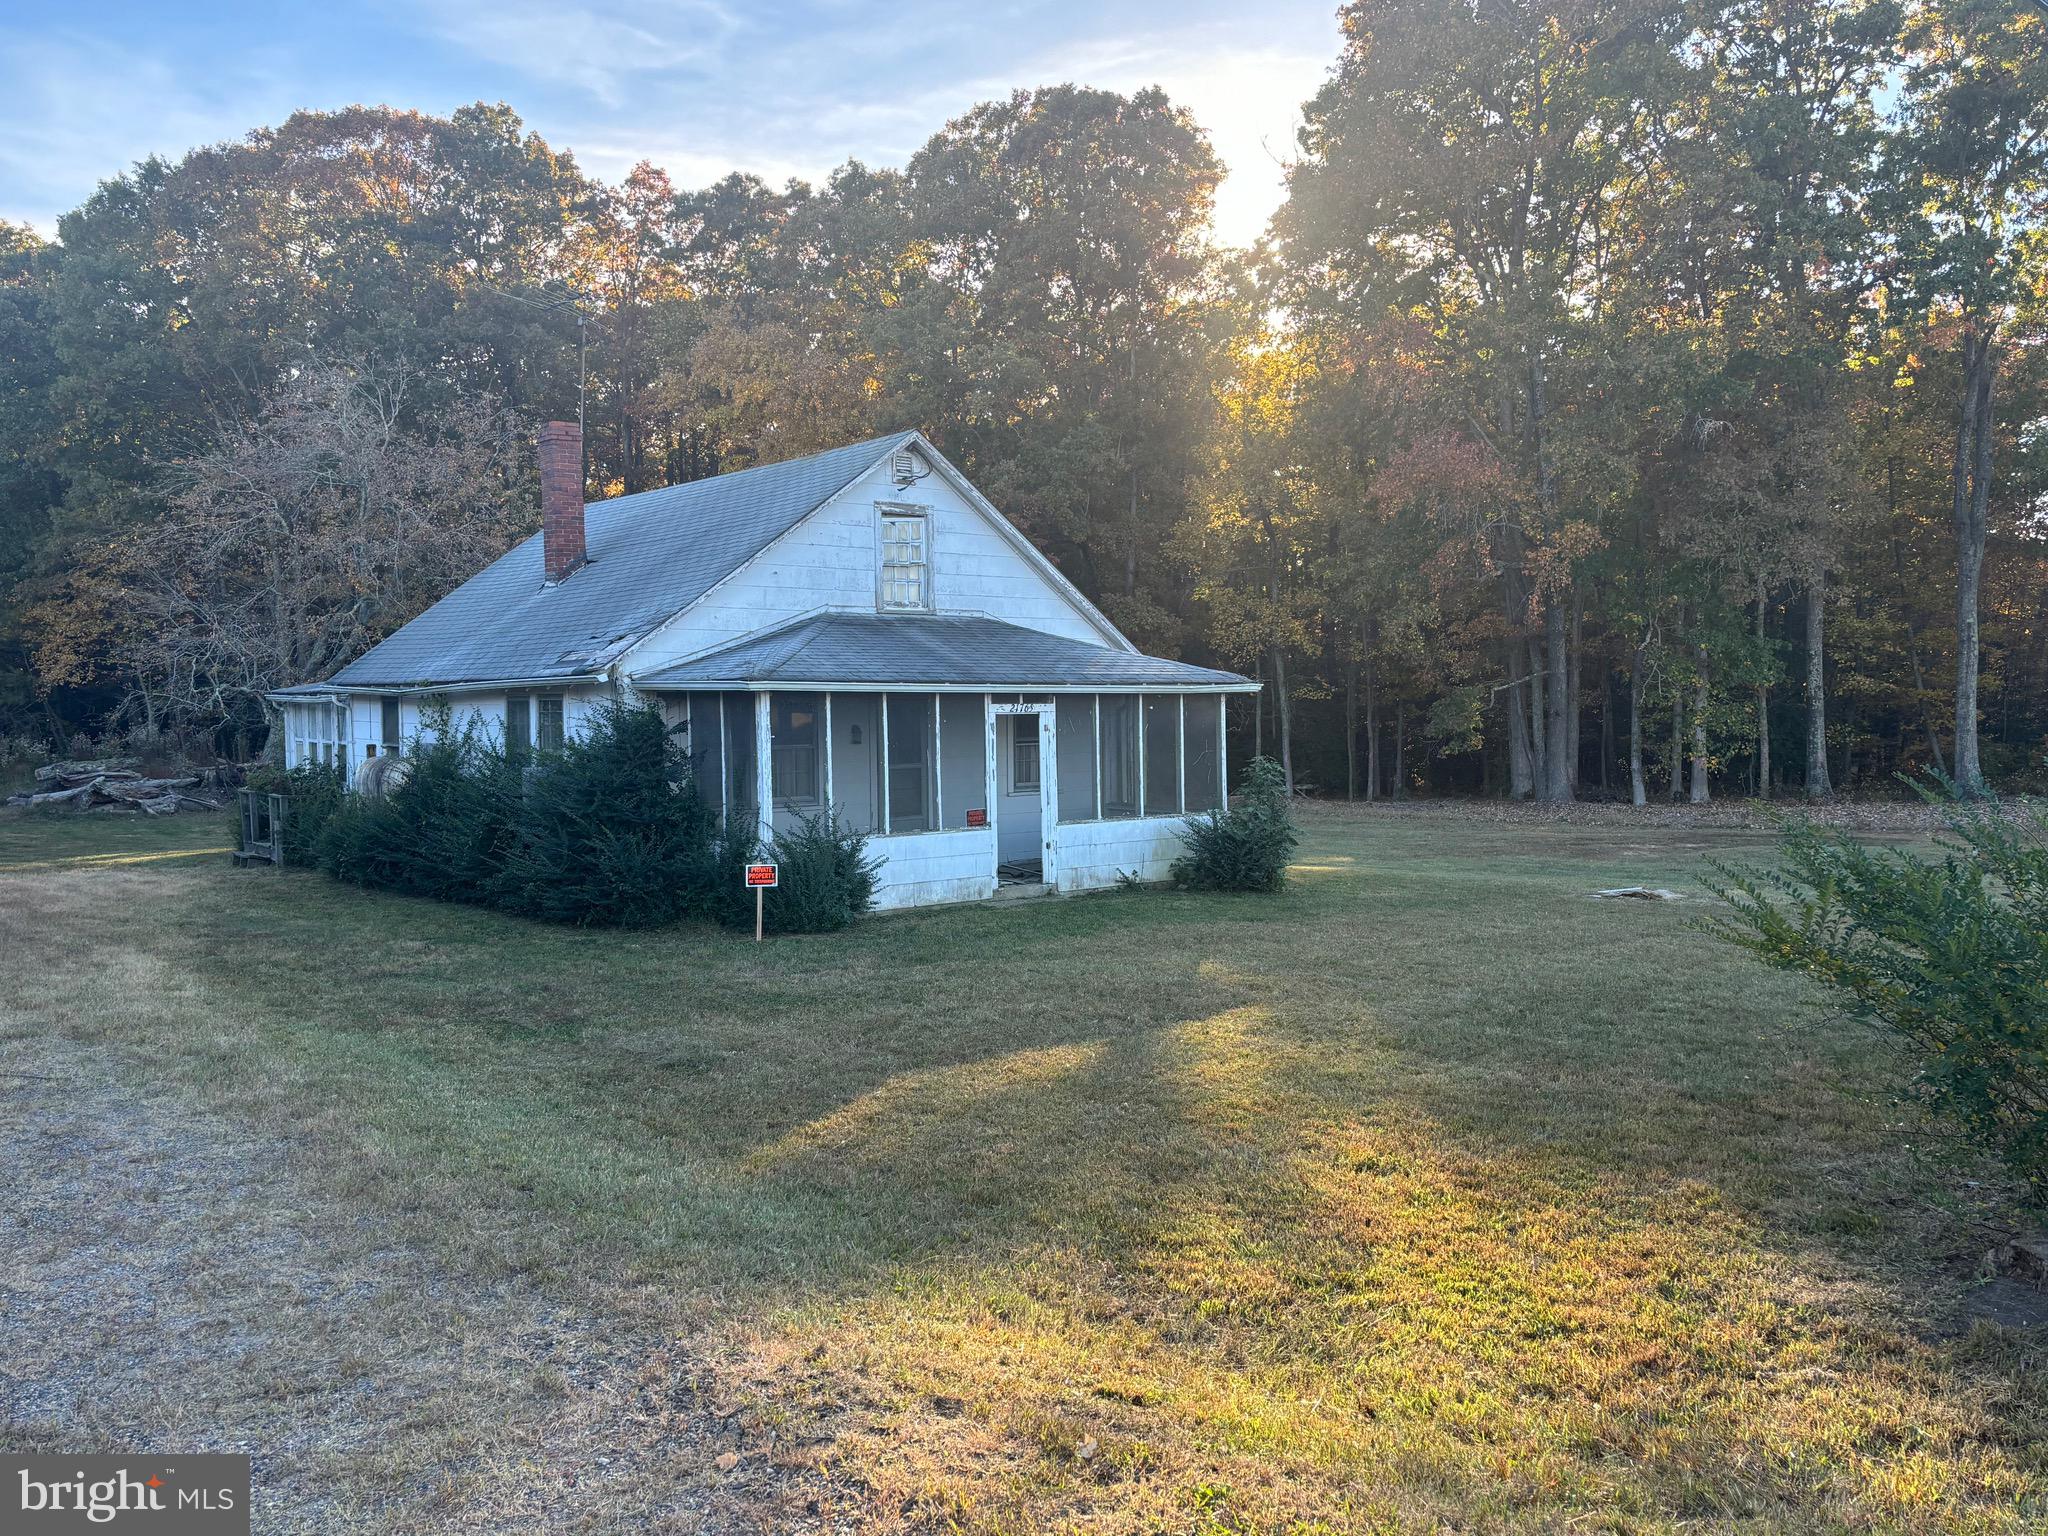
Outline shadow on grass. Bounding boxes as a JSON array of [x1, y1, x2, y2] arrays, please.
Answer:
[[18, 811, 2043, 1530]]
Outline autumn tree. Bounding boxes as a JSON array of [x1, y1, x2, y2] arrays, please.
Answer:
[[29, 364, 529, 735], [0, 222, 63, 726], [890, 85, 1232, 653], [1279, 0, 1693, 803], [1181, 332, 1329, 790], [1891, 0, 2048, 792]]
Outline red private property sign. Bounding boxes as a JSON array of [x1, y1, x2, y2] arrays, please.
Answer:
[[965, 808, 988, 828], [744, 861, 778, 941]]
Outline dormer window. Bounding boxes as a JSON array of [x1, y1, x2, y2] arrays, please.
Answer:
[[879, 510, 930, 611]]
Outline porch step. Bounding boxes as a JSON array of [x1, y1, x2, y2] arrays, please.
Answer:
[[990, 880, 1050, 903]]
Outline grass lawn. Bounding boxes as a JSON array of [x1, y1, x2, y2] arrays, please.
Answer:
[[2, 803, 2042, 1532]]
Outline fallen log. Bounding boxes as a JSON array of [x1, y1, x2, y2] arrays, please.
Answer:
[[33, 756, 140, 783], [100, 776, 203, 800], [27, 777, 105, 807]]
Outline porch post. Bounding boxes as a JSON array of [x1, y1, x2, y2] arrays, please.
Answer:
[[1136, 692, 1148, 816], [1092, 695, 1102, 816], [931, 694, 943, 827], [1039, 706, 1058, 884], [1178, 695, 1187, 814], [823, 693, 834, 815], [982, 693, 997, 835], [755, 691, 773, 846], [1218, 694, 1229, 807]]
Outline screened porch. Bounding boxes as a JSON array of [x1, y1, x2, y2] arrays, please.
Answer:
[[651, 689, 1228, 843]]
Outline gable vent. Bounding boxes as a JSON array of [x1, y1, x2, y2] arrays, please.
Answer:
[[890, 447, 921, 486]]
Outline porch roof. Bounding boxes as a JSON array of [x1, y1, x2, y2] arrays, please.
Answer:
[[632, 612, 1255, 692]]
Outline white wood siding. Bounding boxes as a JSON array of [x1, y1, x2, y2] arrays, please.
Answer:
[[870, 827, 1000, 910], [624, 456, 1111, 676], [1049, 816, 1190, 892]]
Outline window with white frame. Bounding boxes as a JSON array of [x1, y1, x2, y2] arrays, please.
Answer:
[[1008, 713, 1040, 794], [879, 511, 929, 610], [289, 701, 349, 769], [771, 693, 822, 806], [536, 692, 566, 752]]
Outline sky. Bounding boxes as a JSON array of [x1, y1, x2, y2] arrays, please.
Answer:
[[0, 1, 1343, 250]]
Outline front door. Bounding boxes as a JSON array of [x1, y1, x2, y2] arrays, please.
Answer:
[[994, 711, 1040, 876], [992, 705, 1054, 885]]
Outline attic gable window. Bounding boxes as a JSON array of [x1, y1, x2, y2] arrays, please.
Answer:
[[879, 510, 930, 611]]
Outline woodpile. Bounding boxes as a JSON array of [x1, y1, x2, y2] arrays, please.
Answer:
[[6, 757, 246, 816]]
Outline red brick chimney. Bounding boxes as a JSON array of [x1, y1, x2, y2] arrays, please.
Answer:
[[539, 420, 586, 583]]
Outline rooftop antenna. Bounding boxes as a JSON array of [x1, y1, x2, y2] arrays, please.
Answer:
[[485, 282, 602, 480]]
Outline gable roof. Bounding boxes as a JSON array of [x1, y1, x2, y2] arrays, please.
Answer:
[[634, 612, 1255, 691], [327, 432, 920, 688]]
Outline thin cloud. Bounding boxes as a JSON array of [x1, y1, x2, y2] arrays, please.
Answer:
[[2, 3, 1340, 248], [0, 30, 296, 231], [395, 0, 742, 106]]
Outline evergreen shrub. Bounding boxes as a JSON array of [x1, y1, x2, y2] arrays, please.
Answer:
[[1170, 755, 1298, 893], [719, 810, 880, 934], [1710, 782, 2048, 1205]]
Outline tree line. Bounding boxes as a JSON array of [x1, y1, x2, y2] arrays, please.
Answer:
[[1, 0, 2043, 801]]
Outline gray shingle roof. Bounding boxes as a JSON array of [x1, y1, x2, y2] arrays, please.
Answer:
[[632, 612, 1253, 690], [326, 432, 919, 688]]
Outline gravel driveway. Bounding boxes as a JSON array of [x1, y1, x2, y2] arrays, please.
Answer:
[[0, 874, 837, 1534]]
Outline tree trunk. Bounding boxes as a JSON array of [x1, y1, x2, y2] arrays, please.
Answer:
[[1690, 645, 1712, 804], [1365, 654, 1380, 801], [1805, 575, 1832, 799], [1907, 637, 1948, 776], [1566, 598, 1583, 791], [1669, 682, 1684, 803], [1599, 661, 1614, 798], [1344, 654, 1359, 802], [1393, 705, 1407, 799], [1273, 646, 1295, 795], [1887, 539, 1949, 776], [1841, 694, 1856, 791], [1506, 642, 1533, 800], [1755, 579, 1771, 800], [1540, 603, 1573, 803], [1254, 659, 1265, 760], [1629, 640, 1648, 807], [1953, 329, 1993, 795], [1526, 635, 1547, 786]]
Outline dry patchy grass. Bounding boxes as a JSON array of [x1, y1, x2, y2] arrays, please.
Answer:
[[1, 804, 2042, 1533]]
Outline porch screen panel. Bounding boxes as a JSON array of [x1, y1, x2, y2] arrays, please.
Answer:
[[1055, 696, 1097, 822], [1143, 695, 1181, 816], [721, 692, 757, 829], [938, 695, 986, 829], [830, 694, 880, 832], [690, 693, 725, 817], [770, 692, 823, 809], [885, 692, 937, 832], [1183, 696, 1223, 813], [1098, 694, 1140, 819]]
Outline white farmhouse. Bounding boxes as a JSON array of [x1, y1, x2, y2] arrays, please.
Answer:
[[269, 424, 1255, 909]]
